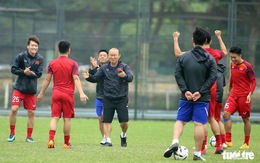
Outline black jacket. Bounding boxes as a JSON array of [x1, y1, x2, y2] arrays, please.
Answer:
[[175, 46, 217, 102], [11, 51, 44, 94], [216, 63, 226, 102], [86, 61, 133, 99], [89, 66, 104, 99]]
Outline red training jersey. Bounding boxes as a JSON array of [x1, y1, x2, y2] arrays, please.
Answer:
[[48, 56, 79, 95], [229, 60, 256, 97]]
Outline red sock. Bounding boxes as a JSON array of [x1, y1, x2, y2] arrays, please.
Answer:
[[10, 125, 15, 134], [64, 135, 70, 145], [27, 128, 33, 138], [201, 135, 207, 150], [49, 130, 56, 141], [226, 132, 232, 142], [215, 135, 221, 147], [221, 134, 226, 144], [244, 136, 250, 146]]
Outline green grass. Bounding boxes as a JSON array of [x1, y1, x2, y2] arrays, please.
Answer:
[[0, 117, 259, 163]]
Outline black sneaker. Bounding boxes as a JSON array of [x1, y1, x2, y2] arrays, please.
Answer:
[[163, 143, 179, 158], [193, 155, 206, 161], [102, 142, 112, 147], [120, 136, 127, 147]]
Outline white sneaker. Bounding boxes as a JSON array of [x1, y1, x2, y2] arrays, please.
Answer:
[[222, 143, 228, 149], [100, 137, 106, 145]]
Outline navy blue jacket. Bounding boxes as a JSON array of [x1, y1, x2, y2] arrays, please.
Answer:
[[86, 61, 133, 100], [175, 46, 217, 102], [11, 51, 43, 94]]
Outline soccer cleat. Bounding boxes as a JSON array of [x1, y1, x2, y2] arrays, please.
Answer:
[[48, 140, 55, 148], [222, 143, 228, 149], [239, 143, 249, 149], [120, 136, 127, 147], [163, 143, 179, 158], [63, 143, 73, 149], [102, 142, 113, 147], [214, 145, 223, 154], [7, 134, 15, 142], [193, 155, 206, 161], [26, 137, 36, 142], [226, 141, 233, 147], [100, 137, 106, 145]]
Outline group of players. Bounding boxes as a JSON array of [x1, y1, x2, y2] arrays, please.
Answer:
[[164, 27, 256, 161]]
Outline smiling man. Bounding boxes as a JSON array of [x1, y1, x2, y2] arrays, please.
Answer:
[[8, 35, 44, 143]]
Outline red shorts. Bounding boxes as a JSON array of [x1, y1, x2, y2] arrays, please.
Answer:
[[214, 102, 222, 121], [11, 90, 36, 110], [208, 88, 217, 117], [224, 95, 251, 118], [51, 90, 75, 118]]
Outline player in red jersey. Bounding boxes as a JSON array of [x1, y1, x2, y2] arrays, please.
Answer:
[[37, 40, 88, 149], [173, 29, 228, 154], [223, 46, 256, 149]]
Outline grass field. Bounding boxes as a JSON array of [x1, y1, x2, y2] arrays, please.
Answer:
[[0, 117, 259, 163]]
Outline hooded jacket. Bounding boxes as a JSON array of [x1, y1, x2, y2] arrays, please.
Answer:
[[175, 46, 217, 102], [11, 51, 43, 94]]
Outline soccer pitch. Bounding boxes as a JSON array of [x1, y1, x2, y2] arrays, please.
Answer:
[[0, 117, 259, 162]]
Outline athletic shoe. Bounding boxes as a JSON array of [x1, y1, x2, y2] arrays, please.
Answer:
[[226, 141, 233, 147], [26, 137, 36, 143], [120, 136, 127, 147], [7, 134, 15, 142], [102, 142, 112, 147], [63, 143, 73, 149], [214, 145, 223, 154], [48, 140, 55, 148], [193, 155, 206, 161], [240, 143, 249, 149], [100, 137, 106, 145], [222, 143, 228, 149], [163, 143, 179, 158]]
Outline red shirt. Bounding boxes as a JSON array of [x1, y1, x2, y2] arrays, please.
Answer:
[[48, 56, 78, 95], [229, 60, 256, 97], [205, 48, 225, 90]]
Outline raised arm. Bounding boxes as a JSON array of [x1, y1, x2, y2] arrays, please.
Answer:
[[173, 31, 185, 58], [215, 30, 228, 56]]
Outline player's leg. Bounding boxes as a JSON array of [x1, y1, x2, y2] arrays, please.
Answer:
[[63, 118, 72, 149], [96, 98, 105, 144], [8, 90, 23, 142], [48, 117, 59, 148], [164, 100, 192, 158], [117, 98, 129, 147]]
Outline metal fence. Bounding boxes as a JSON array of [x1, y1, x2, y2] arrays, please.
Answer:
[[1, 0, 260, 119]]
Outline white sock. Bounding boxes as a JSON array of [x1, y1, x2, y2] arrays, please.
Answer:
[[172, 139, 179, 144], [121, 132, 126, 138], [106, 138, 111, 143], [194, 151, 201, 157]]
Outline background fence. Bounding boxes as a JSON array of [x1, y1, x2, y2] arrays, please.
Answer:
[[1, 0, 260, 120]]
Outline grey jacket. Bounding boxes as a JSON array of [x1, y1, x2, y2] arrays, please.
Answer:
[[175, 46, 217, 102], [86, 61, 133, 100]]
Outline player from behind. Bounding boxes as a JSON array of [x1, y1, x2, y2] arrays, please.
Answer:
[[37, 40, 88, 149], [8, 35, 43, 143], [88, 49, 109, 144], [172, 29, 228, 154], [164, 27, 217, 161], [222, 46, 256, 149]]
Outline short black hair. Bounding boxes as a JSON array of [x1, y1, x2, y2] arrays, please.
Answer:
[[27, 35, 40, 45], [58, 41, 70, 54], [229, 46, 242, 54], [98, 49, 108, 54], [193, 27, 209, 46]]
